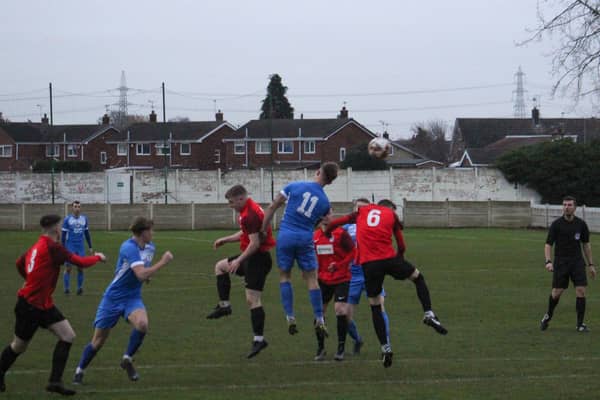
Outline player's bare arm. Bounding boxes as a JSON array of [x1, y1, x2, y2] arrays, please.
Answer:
[[132, 251, 173, 281], [583, 242, 596, 279], [213, 231, 243, 250], [261, 193, 286, 234], [544, 243, 553, 272]]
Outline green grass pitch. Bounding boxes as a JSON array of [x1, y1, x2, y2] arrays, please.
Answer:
[[0, 228, 599, 399]]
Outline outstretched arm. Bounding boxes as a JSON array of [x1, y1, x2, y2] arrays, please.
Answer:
[[213, 230, 243, 250], [132, 251, 174, 281], [261, 193, 287, 232], [326, 212, 357, 234]]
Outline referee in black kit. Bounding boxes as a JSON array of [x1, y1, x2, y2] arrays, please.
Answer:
[[540, 196, 596, 332]]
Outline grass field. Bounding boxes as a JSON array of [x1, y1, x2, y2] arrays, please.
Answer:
[[0, 228, 599, 400]]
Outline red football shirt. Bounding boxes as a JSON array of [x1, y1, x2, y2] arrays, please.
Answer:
[[16, 235, 101, 310], [239, 198, 275, 252], [314, 227, 354, 285], [328, 204, 405, 265]]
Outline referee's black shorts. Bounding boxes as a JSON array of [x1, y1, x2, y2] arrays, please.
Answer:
[[14, 296, 66, 341], [228, 251, 272, 291], [552, 257, 587, 289], [362, 255, 416, 298]]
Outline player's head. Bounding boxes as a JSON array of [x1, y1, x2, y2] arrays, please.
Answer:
[[225, 184, 248, 212], [353, 197, 370, 211], [315, 162, 338, 186], [71, 200, 81, 216], [562, 195, 577, 217], [40, 214, 62, 239], [130, 216, 154, 243], [377, 199, 397, 210]]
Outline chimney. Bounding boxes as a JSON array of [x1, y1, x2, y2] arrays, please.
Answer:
[[149, 110, 157, 123], [531, 107, 540, 126], [102, 113, 110, 125], [383, 132, 390, 140], [41, 113, 49, 125], [300, 113, 304, 120], [338, 106, 348, 119], [215, 109, 224, 122]]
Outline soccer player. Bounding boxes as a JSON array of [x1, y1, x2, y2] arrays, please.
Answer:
[[313, 211, 355, 361], [207, 185, 276, 358], [342, 198, 390, 355], [62, 200, 93, 295], [261, 162, 338, 340], [0, 214, 105, 395], [73, 217, 173, 384], [327, 199, 447, 368], [540, 196, 596, 332]]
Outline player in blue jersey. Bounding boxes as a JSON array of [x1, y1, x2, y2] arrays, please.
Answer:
[[261, 162, 338, 341], [62, 201, 93, 295], [72, 217, 173, 384], [342, 198, 390, 355]]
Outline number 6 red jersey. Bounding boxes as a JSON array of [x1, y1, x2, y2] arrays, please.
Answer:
[[328, 204, 405, 265]]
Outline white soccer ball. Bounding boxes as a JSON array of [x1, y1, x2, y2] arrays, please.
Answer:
[[368, 137, 391, 159]]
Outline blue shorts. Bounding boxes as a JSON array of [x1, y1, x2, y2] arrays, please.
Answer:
[[276, 230, 318, 272], [347, 275, 386, 305], [65, 243, 85, 267], [93, 296, 145, 329]]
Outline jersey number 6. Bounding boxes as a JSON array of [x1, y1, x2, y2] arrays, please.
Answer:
[[367, 209, 381, 227]]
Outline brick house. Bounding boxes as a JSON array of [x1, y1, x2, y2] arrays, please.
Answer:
[[223, 107, 379, 170], [105, 111, 238, 170]]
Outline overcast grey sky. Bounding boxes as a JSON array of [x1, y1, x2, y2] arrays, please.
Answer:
[[0, 0, 595, 138]]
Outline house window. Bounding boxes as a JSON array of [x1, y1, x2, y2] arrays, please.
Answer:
[[100, 151, 107, 164], [234, 141, 245, 155], [136, 143, 151, 155], [180, 143, 191, 155], [46, 144, 60, 157], [67, 144, 77, 157], [389, 145, 394, 155], [303, 141, 316, 154], [214, 149, 221, 163], [0, 145, 12, 158], [255, 140, 271, 154], [117, 143, 127, 156], [277, 140, 294, 154], [155, 143, 171, 156], [339, 147, 346, 162]]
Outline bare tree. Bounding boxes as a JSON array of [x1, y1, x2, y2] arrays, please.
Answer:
[[406, 120, 449, 162], [522, 1, 600, 101]]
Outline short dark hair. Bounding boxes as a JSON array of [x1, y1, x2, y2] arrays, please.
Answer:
[[320, 162, 338, 185], [72, 200, 81, 206], [225, 184, 247, 199], [40, 214, 61, 229], [563, 195, 576, 204], [377, 199, 397, 210], [130, 216, 154, 235], [354, 197, 370, 205]]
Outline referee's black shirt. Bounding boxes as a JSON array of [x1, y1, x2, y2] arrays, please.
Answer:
[[546, 216, 590, 260]]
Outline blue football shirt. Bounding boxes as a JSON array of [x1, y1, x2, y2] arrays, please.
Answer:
[[279, 181, 331, 237], [103, 238, 155, 301], [62, 214, 89, 246]]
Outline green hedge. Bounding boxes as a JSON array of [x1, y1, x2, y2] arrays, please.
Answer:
[[32, 160, 92, 173]]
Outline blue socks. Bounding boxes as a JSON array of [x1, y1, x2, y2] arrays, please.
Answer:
[[126, 329, 146, 357], [347, 319, 361, 342], [77, 343, 97, 370], [280, 282, 294, 318], [63, 272, 70, 292], [77, 270, 84, 291], [308, 288, 324, 320]]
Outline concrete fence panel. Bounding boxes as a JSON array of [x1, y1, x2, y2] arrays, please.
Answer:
[[449, 201, 488, 227], [110, 204, 151, 230], [0, 204, 23, 229]]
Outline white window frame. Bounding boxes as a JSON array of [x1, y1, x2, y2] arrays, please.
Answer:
[[303, 140, 316, 154], [67, 144, 77, 158], [0, 145, 12, 158], [277, 140, 294, 154], [180, 143, 191, 156], [339, 147, 346, 162], [389, 145, 394, 155], [234, 141, 245, 155], [100, 151, 107, 164], [155, 143, 171, 156], [255, 140, 271, 154], [46, 144, 60, 157], [136, 143, 151, 156], [214, 149, 221, 164], [117, 143, 127, 156]]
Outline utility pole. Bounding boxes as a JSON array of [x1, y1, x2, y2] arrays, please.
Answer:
[[49, 82, 55, 204], [162, 82, 166, 123], [163, 137, 168, 204], [49, 82, 53, 125], [269, 88, 274, 200]]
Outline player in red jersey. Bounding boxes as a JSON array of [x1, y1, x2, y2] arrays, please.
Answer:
[[207, 185, 276, 358], [327, 199, 447, 368], [0, 214, 105, 395], [313, 211, 355, 361]]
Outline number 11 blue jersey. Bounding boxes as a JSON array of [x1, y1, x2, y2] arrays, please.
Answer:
[[279, 181, 331, 236]]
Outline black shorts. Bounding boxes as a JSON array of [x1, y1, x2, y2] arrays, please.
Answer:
[[14, 296, 66, 341], [362, 255, 416, 298], [228, 251, 272, 291], [319, 280, 350, 304], [552, 258, 587, 289]]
